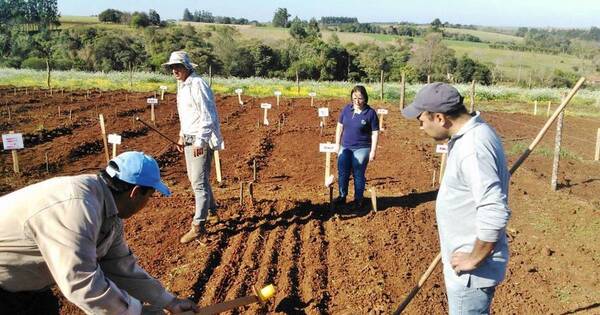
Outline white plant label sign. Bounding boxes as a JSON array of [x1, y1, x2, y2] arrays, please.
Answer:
[[108, 134, 122, 145], [2, 133, 24, 150], [436, 144, 448, 154], [260, 103, 272, 109], [318, 108, 329, 117], [377, 108, 389, 115], [235, 88, 243, 94], [159, 86, 168, 91], [274, 91, 282, 96], [147, 98, 159, 105], [309, 92, 317, 97], [319, 143, 337, 153]]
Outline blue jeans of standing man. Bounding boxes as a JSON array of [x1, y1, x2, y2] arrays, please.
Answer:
[[445, 279, 496, 315], [337, 146, 370, 201], [184, 141, 216, 225]]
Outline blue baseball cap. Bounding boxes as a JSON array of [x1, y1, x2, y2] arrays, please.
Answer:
[[106, 151, 171, 196]]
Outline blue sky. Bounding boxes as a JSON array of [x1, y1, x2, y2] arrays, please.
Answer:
[[58, 0, 600, 28]]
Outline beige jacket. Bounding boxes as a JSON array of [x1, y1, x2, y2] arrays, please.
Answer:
[[0, 175, 174, 314]]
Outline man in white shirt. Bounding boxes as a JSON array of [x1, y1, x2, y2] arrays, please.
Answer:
[[162, 51, 224, 244], [0, 151, 199, 314]]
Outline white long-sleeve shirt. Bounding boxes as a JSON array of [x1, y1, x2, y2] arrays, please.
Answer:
[[0, 175, 174, 314], [176, 72, 223, 149], [436, 112, 511, 288]]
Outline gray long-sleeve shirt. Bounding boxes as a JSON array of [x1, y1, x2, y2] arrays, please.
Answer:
[[0, 175, 174, 314], [436, 112, 511, 288]]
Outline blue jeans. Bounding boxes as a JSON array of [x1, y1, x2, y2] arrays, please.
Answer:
[[445, 280, 496, 315], [337, 146, 370, 201], [184, 144, 216, 225]]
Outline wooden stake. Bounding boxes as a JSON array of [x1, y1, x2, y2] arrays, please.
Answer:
[[296, 70, 300, 95], [69, 108, 72, 121], [151, 103, 155, 125], [551, 111, 564, 191], [325, 150, 331, 186], [112, 142, 117, 158], [380, 70, 384, 101], [248, 181, 255, 206], [534, 100, 538, 116], [432, 169, 437, 187], [369, 187, 377, 211], [7, 105, 11, 120], [209, 64, 212, 87], [439, 151, 447, 184], [99, 114, 110, 163], [9, 131, 19, 174], [58, 106, 61, 118], [45, 152, 49, 173], [214, 150, 222, 183], [427, 75, 431, 84], [253, 159, 257, 181], [379, 114, 385, 131], [470, 80, 475, 113], [239, 181, 245, 207], [595, 128, 600, 161], [400, 72, 406, 110], [547, 101, 551, 117]]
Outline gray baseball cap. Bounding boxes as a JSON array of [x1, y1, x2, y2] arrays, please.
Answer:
[[402, 82, 464, 119]]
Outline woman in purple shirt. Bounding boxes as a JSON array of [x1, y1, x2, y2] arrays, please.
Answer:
[[334, 85, 380, 210]]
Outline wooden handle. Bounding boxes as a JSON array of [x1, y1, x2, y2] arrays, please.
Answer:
[[179, 296, 257, 315], [214, 150, 222, 183], [392, 253, 441, 315], [99, 114, 110, 163]]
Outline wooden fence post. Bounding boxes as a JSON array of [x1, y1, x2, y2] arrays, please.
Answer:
[[550, 112, 564, 190], [595, 128, 600, 161], [400, 72, 406, 110], [470, 80, 475, 113], [380, 70, 384, 101]]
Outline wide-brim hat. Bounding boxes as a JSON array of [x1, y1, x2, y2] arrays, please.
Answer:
[[161, 51, 197, 70]]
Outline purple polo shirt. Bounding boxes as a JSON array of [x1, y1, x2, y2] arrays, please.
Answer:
[[338, 104, 379, 149]]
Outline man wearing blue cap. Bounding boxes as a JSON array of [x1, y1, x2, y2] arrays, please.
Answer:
[[163, 51, 223, 244], [402, 83, 511, 314], [0, 152, 198, 314]]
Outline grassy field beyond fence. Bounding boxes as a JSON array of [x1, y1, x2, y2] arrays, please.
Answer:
[[1, 67, 599, 117]]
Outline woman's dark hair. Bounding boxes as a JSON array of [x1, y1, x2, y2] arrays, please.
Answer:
[[98, 161, 153, 195], [350, 85, 368, 104]]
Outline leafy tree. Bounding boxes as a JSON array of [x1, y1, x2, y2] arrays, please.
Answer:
[[131, 12, 150, 28], [182, 8, 193, 21], [148, 9, 160, 26], [98, 9, 123, 23], [430, 18, 442, 32], [410, 33, 456, 81], [272, 8, 290, 28], [289, 17, 307, 40]]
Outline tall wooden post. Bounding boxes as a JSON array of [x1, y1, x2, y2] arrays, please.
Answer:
[[550, 112, 564, 191], [380, 70, 384, 101], [547, 101, 551, 117], [470, 80, 475, 113], [595, 128, 600, 161], [99, 114, 111, 164], [209, 64, 213, 87], [534, 100, 538, 116], [400, 72, 406, 110], [427, 75, 431, 84], [296, 70, 300, 95], [9, 131, 19, 174]]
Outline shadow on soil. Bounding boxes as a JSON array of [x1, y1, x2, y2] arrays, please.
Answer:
[[560, 302, 600, 315], [188, 189, 437, 310]]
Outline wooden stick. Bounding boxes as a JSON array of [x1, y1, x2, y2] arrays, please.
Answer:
[[380, 70, 384, 101], [427, 75, 431, 84], [151, 103, 156, 125], [248, 181, 255, 206], [214, 150, 222, 183], [394, 77, 586, 314], [263, 108, 268, 125], [534, 100, 538, 116], [392, 253, 441, 315], [379, 114, 385, 131], [99, 114, 110, 163], [400, 72, 406, 110], [45, 152, 49, 172], [369, 187, 377, 211], [7, 105, 11, 120], [510, 77, 585, 174], [550, 111, 564, 191], [595, 128, 600, 161], [325, 150, 331, 186], [253, 159, 257, 181], [438, 151, 447, 184], [112, 143, 117, 159], [470, 80, 475, 113], [547, 101, 551, 117], [9, 131, 19, 174], [432, 169, 436, 187]]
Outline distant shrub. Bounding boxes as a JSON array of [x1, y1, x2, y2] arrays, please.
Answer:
[[21, 57, 46, 70]]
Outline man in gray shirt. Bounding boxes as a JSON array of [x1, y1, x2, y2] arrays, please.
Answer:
[[402, 83, 511, 314]]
